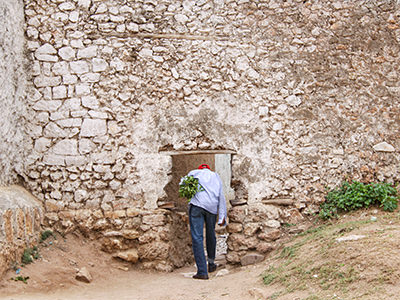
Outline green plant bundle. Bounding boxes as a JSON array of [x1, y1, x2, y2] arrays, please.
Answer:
[[21, 246, 39, 265], [319, 181, 399, 219], [179, 175, 204, 201]]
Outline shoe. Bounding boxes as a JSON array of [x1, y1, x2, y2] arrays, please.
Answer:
[[193, 274, 209, 280], [208, 263, 217, 273]]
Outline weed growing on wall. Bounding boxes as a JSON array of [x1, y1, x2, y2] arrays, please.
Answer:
[[21, 246, 39, 265], [40, 230, 56, 243], [319, 181, 399, 219]]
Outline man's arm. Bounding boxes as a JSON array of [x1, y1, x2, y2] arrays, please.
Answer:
[[217, 175, 227, 225]]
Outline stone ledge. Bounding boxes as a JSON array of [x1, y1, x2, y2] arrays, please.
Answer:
[[0, 185, 44, 278]]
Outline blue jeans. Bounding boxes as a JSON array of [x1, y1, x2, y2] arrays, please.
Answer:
[[189, 204, 217, 276]]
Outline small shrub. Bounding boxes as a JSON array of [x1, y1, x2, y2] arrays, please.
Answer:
[[21, 247, 39, 265], [11, 276, 30, 284], [40, 230, 56, 242], [319, 181, 399, 219]]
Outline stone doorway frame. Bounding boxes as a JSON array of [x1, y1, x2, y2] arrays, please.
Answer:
[[159, 150, 236, 265], [160, 150, 236, 211]]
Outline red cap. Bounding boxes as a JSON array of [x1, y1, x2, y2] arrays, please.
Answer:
[[198, 164, 210, 170]]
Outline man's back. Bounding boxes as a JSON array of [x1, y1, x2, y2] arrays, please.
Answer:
[[187, 168, 226, 224]]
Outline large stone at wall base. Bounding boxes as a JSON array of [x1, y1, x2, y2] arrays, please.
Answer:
[[0, 185, 44, 278], [258, 228, 281, 241], [138, 241, 170, 260], [142, 260, 174, 272], [113, 249, 139, 263], [240, 253, 265, 266], [226, 251, 242, 264]]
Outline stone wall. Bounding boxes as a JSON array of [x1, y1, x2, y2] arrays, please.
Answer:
[[21, 0, 400, 267], [0, 0, 29, 185]]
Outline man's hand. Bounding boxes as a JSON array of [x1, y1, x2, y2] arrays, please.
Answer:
[[218, 218, 226, 226]]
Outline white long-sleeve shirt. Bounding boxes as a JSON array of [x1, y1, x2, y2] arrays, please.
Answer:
[[184, 168, 227, 224]]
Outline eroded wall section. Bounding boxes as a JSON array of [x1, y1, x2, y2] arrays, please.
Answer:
[[0, 0, 28, 185]]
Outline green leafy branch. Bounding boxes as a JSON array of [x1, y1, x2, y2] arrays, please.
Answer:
[[179, 175, 204, 202]]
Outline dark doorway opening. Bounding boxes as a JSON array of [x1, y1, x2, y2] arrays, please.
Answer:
[[160, 150, 235, 212]]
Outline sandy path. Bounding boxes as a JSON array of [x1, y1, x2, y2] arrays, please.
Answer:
[[0, 263, 268, 300]]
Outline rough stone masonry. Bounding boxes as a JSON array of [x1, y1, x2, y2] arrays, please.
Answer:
[[1, 0, 399, 273]]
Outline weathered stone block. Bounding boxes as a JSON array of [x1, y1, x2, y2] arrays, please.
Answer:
[[77, 46, 98, 59], [33, 76, 61, 87], [81, 96, 99, 109], [58, 210, 76, 220], [70, 61, 89, 74], [123, 217, 141, 228], [43, 123, 68, 138], [243, 222, 260, 236], [88, 111, 108, 119], [43, 154, 65, 166], [138, 241, 170, 260], [74, 190, 88, 203], [258, 228, 281, 241], [263, 220, 281, 228], [52, 61, 70, 75], [34, 137, 51, 152], [93, 219, 109, 230], [111, 210, 127, 218], [373, 142, 395, 152], [53, 85, 67, 99], [138, 230, 157, 244], [33, 100, 62, 112], [228, 206, 246, 223], [225, 252, 241, 264], [240, 253, 265, 266], [256, 242, 275, 254], [92, 58, 108, 72], [113, 249, 139, 263], [248, 204, 281, 222], [45, 212, 59, 222], [142, 214, 166, 226], [227, 233, 248, 251], [45, 199, 64, 212], [76, 267, 92, 283], [65, 155, 86, 166], [80, 73, 101, 83], [227, 222, 243, 233], [51, 139, 78, 155], [80, 119, 107, 137], [63, 74, 78, 84], [122, 229, 140, 239], [35, 43, 58, 61]]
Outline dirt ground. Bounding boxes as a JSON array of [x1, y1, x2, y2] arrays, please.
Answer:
[[2, 208, 400, 300], [0, 232, 273, 300]]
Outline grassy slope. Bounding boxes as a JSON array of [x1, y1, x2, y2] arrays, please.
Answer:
[[261, 208, 400, 300]]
